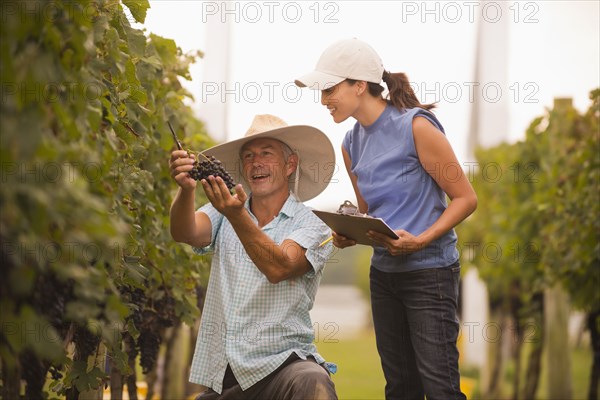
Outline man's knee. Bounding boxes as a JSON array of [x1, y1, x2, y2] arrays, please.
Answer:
[[287, 360, 337, 399]]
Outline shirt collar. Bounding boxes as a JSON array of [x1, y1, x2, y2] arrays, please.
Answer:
[[279, 192, 299, 218], [246, 191, 299, 220]]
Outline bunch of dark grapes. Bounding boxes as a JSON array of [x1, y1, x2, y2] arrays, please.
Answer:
[[138, 332, 160, 374], [48, 365, 63, 380], [189, 155, 236, 189], [120, 286, 146, 360], [137, 290, 178, 374], [20, 272, 73, 394], [138, 314, 162, 374], [72, 324, 101, 361], [121, 287, 146, 330], [20, 350, 47, 397]]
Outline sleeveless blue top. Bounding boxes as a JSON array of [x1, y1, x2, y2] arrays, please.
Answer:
[[342, 105, 459, 272]]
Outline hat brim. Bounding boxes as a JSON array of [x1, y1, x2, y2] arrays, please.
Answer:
[[294, 70, 345, 90], [201, 125, 335, 202]]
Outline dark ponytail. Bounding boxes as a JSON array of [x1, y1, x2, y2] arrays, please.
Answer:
[[348, 71, 435, 110], [347, 71, 436, 111], [381, 70, 436, 111]]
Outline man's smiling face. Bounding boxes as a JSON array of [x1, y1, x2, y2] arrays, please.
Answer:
[[240, 138, 297, 199]]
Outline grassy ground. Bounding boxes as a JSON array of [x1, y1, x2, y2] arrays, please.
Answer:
[[317, 328, 479, 400], [317, 328, 592, 400], [317, 329, 386, 400], [495, 341, 593, 400], [540, 343, 593, 400]]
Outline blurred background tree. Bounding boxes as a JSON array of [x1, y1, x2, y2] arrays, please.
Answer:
[[457, 90, 599, 399]]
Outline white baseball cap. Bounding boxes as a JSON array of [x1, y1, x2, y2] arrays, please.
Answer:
[[295, 38, 384, 90]]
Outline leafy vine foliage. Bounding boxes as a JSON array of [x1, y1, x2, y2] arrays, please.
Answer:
[[1, 0, 212, 396], [458, 90, 599, 314]]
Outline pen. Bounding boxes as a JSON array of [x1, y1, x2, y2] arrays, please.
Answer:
[[319, 236, 333, 247]]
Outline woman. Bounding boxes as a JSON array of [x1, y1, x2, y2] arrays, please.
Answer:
[[295, 38, 477, 400]]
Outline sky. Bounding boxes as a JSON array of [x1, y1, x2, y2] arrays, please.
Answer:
[[138, 1, 600, 210]]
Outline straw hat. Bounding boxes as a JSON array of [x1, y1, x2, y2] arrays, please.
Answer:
[[201, 114, 335, 201]]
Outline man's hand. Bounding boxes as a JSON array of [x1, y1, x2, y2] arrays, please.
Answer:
[[332, 231, 356, 249], [169, 150, 196, 190], [367, 229, 426, 256], [169, 150, 213, 247], [201, 175, 248, 219]]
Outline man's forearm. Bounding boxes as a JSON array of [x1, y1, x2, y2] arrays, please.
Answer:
[[170, 187, 197, 243], [227, 212, 310, 284]]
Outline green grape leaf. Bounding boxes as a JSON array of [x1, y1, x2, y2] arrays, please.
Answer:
[[150, 34, 177, 66], [124, 24, 147, 57], [122, 0, 150, 24]]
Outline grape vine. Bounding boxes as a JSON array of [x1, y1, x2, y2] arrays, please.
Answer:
[[1, 0, 211, 397]]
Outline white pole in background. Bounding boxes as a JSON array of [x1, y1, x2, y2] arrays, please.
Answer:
[[196, 13, 232, 143], [463, 0, 510, 373]]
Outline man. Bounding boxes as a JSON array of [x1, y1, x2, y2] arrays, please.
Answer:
[[169, 114, 338, 399]]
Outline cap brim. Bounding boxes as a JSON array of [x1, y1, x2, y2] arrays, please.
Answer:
[[294, 70, 345, 90]]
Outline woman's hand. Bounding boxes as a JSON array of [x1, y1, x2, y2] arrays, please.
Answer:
[[169, 150, 197, 191], [201, 175, 247, 219], [367, 229, 426, 256], [332, 231, 357, 249]]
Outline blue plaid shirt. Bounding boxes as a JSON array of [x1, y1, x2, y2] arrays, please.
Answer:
[[189, 193, 333, 393]]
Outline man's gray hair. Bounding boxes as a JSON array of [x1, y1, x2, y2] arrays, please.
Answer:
[[278, 141, 295, 161]]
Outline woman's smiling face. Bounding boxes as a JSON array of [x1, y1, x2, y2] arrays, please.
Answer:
[[320, 80, 361, 123]]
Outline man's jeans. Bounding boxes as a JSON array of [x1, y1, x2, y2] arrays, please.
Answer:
[[370, 263, 466, 400]]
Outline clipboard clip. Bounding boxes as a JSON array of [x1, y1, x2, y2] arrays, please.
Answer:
[[337, 200, 360, 216], [336, 200, 372, 218]]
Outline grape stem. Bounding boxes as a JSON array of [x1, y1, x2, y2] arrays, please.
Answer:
[[196, 152, 213, 163], [167, 122, 183, 150], [167, 122, 213, 163]]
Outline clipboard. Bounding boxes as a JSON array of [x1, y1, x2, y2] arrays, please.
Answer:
[[312, 210, 399, 247]]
